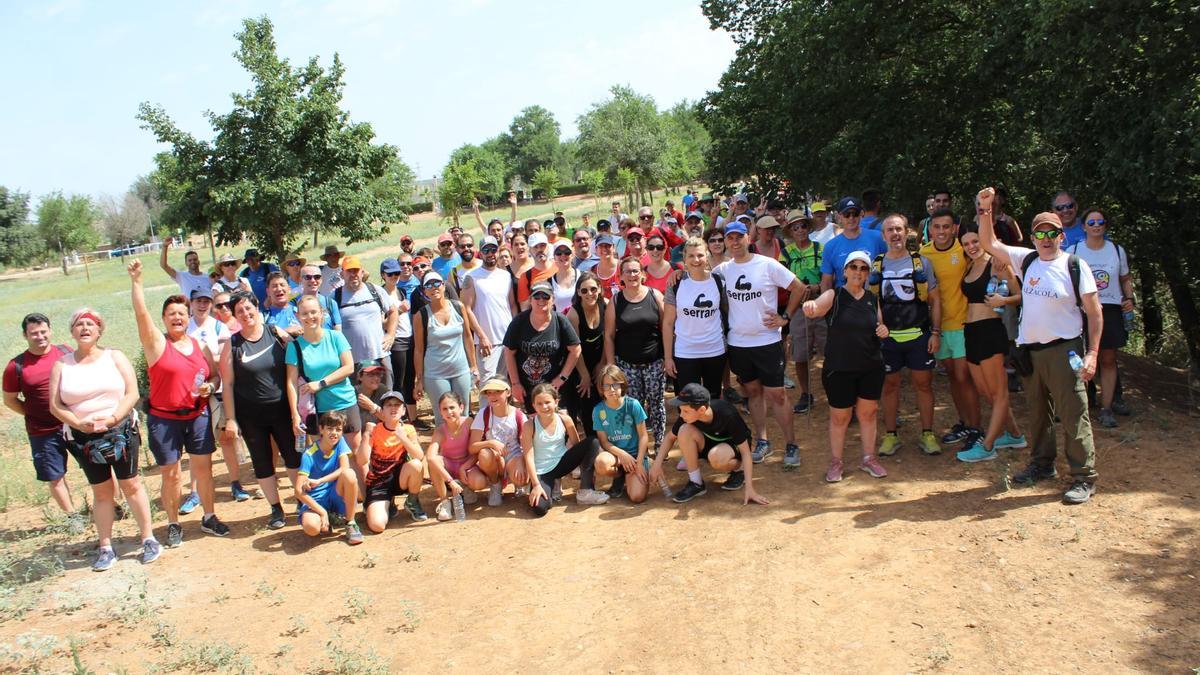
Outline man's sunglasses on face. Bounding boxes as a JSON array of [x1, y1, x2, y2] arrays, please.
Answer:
[[1054, 202, 1075, 212], [303, 273, 321, 281], [1032, 229, 1063, 240]]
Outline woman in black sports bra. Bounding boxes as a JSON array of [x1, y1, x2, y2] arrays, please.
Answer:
[[566, 272, 607, 434], [957, 225, 1024, 463]]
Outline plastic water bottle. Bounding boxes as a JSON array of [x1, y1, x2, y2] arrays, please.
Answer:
[[1123, 309, 1135, 332], [1067, 350, 1084, 375], [993, 279, 1009, 315], [657, 475, 674, 499], [189, 371, 205, 399], [294, 423, 307, 454]]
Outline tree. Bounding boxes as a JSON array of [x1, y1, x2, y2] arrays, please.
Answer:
[[661, 101, 710, 189], [614, 167, 638, 211], [502, 106, 561, 184], [129, 174, 165, 231], [532, 166, 560, 205], [0, 187, 45, 268], [582, 169, 607, 208], [37, 192, 99, 272], [552, 138, 582, 184], [138, 16, 407, 263], [577, 85, 669, 206], [370, 151, 417, 209], [446, 142, 508, 200], [100, 193, 151, 247], [437, 160, 486, 226]]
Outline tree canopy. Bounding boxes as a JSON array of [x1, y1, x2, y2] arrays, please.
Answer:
[[37, 192, 100, 260], [502, 105, 561, 185], [0, 187, 44, 268]]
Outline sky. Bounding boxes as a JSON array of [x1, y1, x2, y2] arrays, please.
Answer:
[[0, 0, 737, 201]]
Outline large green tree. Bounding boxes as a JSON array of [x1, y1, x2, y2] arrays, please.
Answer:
[[37, 192, 100, 272], [577, 85, 669, 206], [0, 187, 45, 268], [446, 142, 508, 199], [437, 160, 486, 225], [502, 105, 561, 185], [137, 16, 408, 262]]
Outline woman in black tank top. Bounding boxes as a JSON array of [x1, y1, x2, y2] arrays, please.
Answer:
[[567, 272, 607, 434], [603, 258, 667, 446]]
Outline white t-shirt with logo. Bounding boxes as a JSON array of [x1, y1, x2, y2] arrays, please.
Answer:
[[1070, 240, 1128, 306], [463, 266, 515, 344], [471, 406, 523, 460], [663, 275, 726, 358], [1003, 246, 1097, 345], [713, 254, 798, 348]]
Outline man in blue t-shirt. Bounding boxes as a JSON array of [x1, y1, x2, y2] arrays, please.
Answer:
[[1053, 191, 1086, 247], [239, 248, 279, 304], [431, 233, 462, 279], [820, 196, 887, 289]]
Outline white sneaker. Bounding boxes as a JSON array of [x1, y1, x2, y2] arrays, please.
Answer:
[[435, 499, 453, 522], [576, 488, 610, 505], [570, 467, 581, 479], [487, 483, 503, 507], [457, 481, 478, 505]]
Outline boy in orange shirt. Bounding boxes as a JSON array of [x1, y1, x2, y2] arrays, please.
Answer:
[[363, 392, 427, 532]]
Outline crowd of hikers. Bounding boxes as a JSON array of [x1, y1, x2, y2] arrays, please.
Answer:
[[3, 185, 1133, 570]]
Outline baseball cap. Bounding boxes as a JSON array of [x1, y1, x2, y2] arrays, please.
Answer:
[[685, 212, 703, 222], [243, 248, 260, 261], [412, 255, 430, 266], [733, 193, 749, 204], [810, 202, 828, 213], [725, 222, 748, 236], [626, 227, 646, 239], [843, 250, 872, 269], [340, 255, 364, 271], [835, 196, 861, 214], [399, 234, 413, 244], [596, 219, 612, 230], [554, 242, 572, 254], [664, 217, 678, 225], [668, 383, 712, 408], [438, 232, 455, 244], [190, 287, 213, 300], [422, 271, 444, 285], [379, 258, 401, 274], [595, 233, 616, 247], [479, 378, 510, 393], [699, 193, 716, 202], [1031, 212, 1062, 230], [756, 216, 781, 229], [357, 360, 384, 374], [528, 232, 549, 248], [735, 214, 754, 224], [530, 281, 552, 297], [379, 390, 405, 404], [480, 236, 499, 249]]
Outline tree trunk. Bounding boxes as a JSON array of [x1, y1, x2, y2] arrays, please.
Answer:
[[1163, 258, 1200, 367], [1134, 257, 1162, 350], [312, 226, 319, 249], [207, 222, 217, 267], [59, 241, 68, 276]]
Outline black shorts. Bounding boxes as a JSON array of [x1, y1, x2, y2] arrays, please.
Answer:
[[673, 354, 726, 399], [307, 404, 363, 438], [728, 342, 785, 388], [66, 421, 142, 485], [1099, 305, 1128, 350], [881, 333, 936, 374], [964, 318, 1009, 365], [364, 471, 407, 504], [822, 368, 884, 409]]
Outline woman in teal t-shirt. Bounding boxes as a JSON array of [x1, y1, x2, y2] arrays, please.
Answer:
[[592, 364, 650, 503], [286, 295, 360, 452]]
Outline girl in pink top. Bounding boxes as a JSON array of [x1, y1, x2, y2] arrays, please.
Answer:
[[425, 392, 473, 522]]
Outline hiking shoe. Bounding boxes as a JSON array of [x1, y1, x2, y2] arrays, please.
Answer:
[[487, 483, 503, 506], [141, 539, 162, 565], [329, 512, 347, 528], [721, 469, 745, 491], [1012, 463, 1058, 485], [201, 514, 230, 537], [435, 499, 453, 522], [783, 444, 801, 467], [825, 459, 844, 483], [941, 422, 969, 444], [165, 523, 183, 548], [267, 504, 286, 530], [606, 474, 626, 500], [751, 439, 773, 464], [92, 547, 117, 572], [576, 488, 610, 505], [793, 393, 813, 414], [783, 375, 796, 389], [405, 495, 428, 522], [1063, 481, 1095, 504], [230, 481, 251, 502], [672, 481, 707, 503], [551, 479, 563, 502], [178, 491, 200, 515], [878, 433, 901, 457], [860, 455, 888, 478], [1111, 400, 1132, 416], [451, 494, 466, 522], [345, 521, 364, 545], [1098, 409, 1118, 428], [457, 481, 478, 505], [994, 432, 1028, 449], [960, 428, 983, 448], [919, 431, 943, 455], [722, 388, 744, 405], [956, 441, 997, 463]]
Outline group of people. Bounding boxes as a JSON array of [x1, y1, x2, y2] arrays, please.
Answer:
[[2, 185, 1130, 571]]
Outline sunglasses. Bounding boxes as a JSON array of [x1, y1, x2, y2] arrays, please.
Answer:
[[302, 274, 321, 280], [416, 263, 430, 270], [384, 271, 401, 277], [1054, 202, 1076, 211], [645, 244, 666, 251], [424, 280, 444, 289], [286, 260, 302, 267], [439, 241, 453, 246], [791, 222, 810, 229], [627, 235, 643, 242], [458, 243, 474, 249], [579, 286, 600, 295], [397, 261, 413, 267], [531, 292, 552, 300], [214, 302, 231, 311], [708, 238, 724, 244], [221, 261, 238, 267], [481, 246, 498, 254], [842, 211, 862, 218], [554, 249, 572, 256], [1086, 219, 1106, 226], [638, 215, 653, 221], [846, 264, 869, 272], [1032, 229, 1063, 240]]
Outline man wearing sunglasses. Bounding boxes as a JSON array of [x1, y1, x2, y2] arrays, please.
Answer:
[[432, 232, 462, 281], [570, 228, 599, 272], [819, 197, 887, 291], [449, 233, 482, 292], [461, 236, 518, 383], [976, 188, 1101, 505], [1052, 191, 1086, 247], [293, 264, 341, 331]]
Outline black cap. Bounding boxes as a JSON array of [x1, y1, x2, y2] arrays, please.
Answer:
[[668, 383, 712, 408]]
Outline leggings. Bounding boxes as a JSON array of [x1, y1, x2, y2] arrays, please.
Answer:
[[390, 338, 411, 404], [567, 373, 602, 436], [235, 399, 299, 479], [423, 372, 473, 425], [530, 437, 601, 517], [615, 357, 666, 447]]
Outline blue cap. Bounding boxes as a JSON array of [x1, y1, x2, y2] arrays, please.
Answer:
[[725, 222, 748, 236], [379, 257, 401, 274], [835, 196, 861, 214], [595, 233, 616, 246]]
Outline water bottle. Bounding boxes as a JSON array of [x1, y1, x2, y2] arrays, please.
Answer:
[[993, 279, 1009, 315], [657, 475, 674, 499], [189, 371, 206, 399], [294, 423, 307, 454], [1123, 309, 1135, 332], [1067, 350, 1084, 375]]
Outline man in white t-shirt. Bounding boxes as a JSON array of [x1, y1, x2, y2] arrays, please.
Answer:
[[159, 238, 213, 299], [461, 236, 517, 383], [976, 188, 1101, 505], [714, 221, 808, 469], [807, 202, 839, 246]]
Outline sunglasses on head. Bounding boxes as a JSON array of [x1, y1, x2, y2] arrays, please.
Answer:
[[1032, 228, 1063, 240], [645, 244, 665, 251], [302, 273, 321, 280], [1086, 218, 1105, 227]]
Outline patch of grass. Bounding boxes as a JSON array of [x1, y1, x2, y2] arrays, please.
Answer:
[[69, 637, 95, 675], [52, 590, 86, 615], [358, 552, 378, 569], [254, 580, 285, 606], [926, 633, 952, 669], [106, 574, 157, 627], [283, 614, 308, 637], [151, 621, 178, 649], [323, 639, 389, 675], [211, 591, 231, 605], [172, 640, 254, 674], [343, 588, 372, 622], [0, 631, 61, 674], [403, 548, 422, 563]]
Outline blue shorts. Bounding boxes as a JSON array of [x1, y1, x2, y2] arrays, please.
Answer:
[[147, 411, 215, 466], [29, 432, 69, 481], [882, 333, 936, 374], [298, 487, 346, 517]]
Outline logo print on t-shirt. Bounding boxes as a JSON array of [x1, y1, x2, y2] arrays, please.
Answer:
[[693, 293, 714, 309], [1093, 269, 1110, 291], [734, 275, 752, 291]]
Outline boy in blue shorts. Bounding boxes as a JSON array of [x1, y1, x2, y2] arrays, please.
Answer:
[[297, 411, 363, 545]]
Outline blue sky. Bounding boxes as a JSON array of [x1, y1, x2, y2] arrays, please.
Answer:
[[0, 0, 736, 201]]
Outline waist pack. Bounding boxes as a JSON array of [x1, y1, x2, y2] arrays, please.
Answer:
[[80, 417, 134, 466]]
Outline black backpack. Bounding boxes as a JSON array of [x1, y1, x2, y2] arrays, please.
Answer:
[[420, 300, 465, 344], [334, 283, 386, 318], [11, 344, 72, 379]]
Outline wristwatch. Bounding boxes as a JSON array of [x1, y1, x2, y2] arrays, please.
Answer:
[[558, 374, 569, 383], [779, 311, 790, 323]]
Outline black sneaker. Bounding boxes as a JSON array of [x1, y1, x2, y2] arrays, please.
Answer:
[[388, 501, 400, 520], [405, 495, 428, 522], [1063, 481, 1095, 504], [960, 428, 984, 448], [607, 474, 626, 500], [1012, 463, 1058, 485], [267, 504, 286, 530], [671, 480, 707, 503], [941, 422, 969, 444], [200, 514, 230, 537], [165, 523, 183, 548], [721, 470, 745, 491], [792, 393, 813, 414]]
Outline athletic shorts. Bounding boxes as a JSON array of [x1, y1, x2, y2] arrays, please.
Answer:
[[298, 487, 346, 517], [934, 328, 966, 360], [365, 471, 407, 504], [728, 341, 785, 388], [673, 354, 726, 398], [307, 404, 362, 438], [66, 422, 142, 485], [881, 333, 936, 374], [965, 319, 1009, 365], [148, 411, 215, 466], [29, 432, 69, 482], [681, 425, 737, 461], [790, 313, 827, 363], [443, 455, 470, 478], [1099, 305, 1128, 351], [822, 368, 885, 409]]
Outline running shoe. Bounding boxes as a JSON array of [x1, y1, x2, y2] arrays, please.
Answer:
[[514, 485, 530, 498], [345, 521, 364, 545], [457, 482, 478, 505], [267, 504, 286, 530], [675, 457, 687, 471], [451, 494, 466, 522], [878, 432, 901, 457], [783, 444, 801, 467], [165, 523, 183, 548], [413, 418, 434, 432], [141, 539, 162, 565], [178, 492, 200, 515], [575, 488, 610, 505], [941, 422, 969, 444], [435, 499, 453, 522], [751, 439, 773, 464], [230, 481, 251, 502], [783, 375, 796, 389], [201, 514, 230, 537], [1098, 409, 1118, 428], [405, 495, 428, 522], [1063, 481, 1095, 505], [1111, 400, 1132, 416], [606, 475, 626, 499], [721, 469, 745, 490], [1012, 463, 1057, 485], [919, 431, 943, 456], [860, 455, 888, 478], [993, 432, 1027, 449], [487, 483, 503, 506], [825, 459, 844, 483], [956, 441, 997, 463], [92, 547, 117, 572], [671, 481, 707, 503], [792, 393, 814, 414]]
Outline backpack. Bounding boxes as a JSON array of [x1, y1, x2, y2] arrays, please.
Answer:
[[334, 283, 386, 319], [670, 272, 730, 336], [1020, 251, 1082, 307], [869, 252, 929, 302], [12, 344, 72, 380], [419, 299, 464, 344], [781, 241, 822, 284]]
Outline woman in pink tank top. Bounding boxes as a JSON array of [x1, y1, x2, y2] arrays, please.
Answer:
[[425, 391, 480, 521], [48, 307, 157, 571]]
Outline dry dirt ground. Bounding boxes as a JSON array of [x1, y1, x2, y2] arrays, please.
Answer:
[[0, 354, 1197, 673]]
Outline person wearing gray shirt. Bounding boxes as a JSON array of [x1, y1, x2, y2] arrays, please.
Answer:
[[334, 256, 398, 391]]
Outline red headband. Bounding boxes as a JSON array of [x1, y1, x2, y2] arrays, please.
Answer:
[[73, 312, 102, 327]]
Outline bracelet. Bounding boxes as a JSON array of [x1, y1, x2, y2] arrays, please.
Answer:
[[977, 208, 992, 215]]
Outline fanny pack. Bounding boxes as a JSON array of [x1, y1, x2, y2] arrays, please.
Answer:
[[81, 417, 134, 465]]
